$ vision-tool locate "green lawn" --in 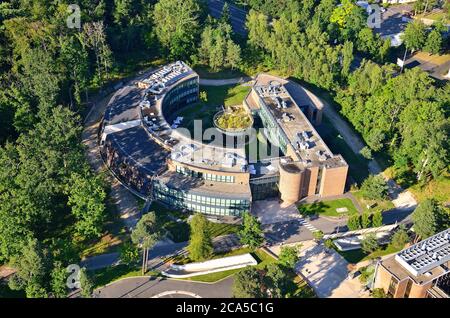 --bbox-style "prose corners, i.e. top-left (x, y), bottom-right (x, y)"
top-left (90, 264), bottom-right (160, 289)
top-left (337, 243), bottom-right (404, 264)
top-left (298, 198), bottom-right (358, 217)
top-left (207, 221), bottom-right (240, 238)
top-left (352, 190), bottom-right (395, 212)
top-left (167, 247), bottom-right (315, 297)
top-left (183, 268), bottom-right (243, 283)
top-left (177, 84), bottom-right (251, 135)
